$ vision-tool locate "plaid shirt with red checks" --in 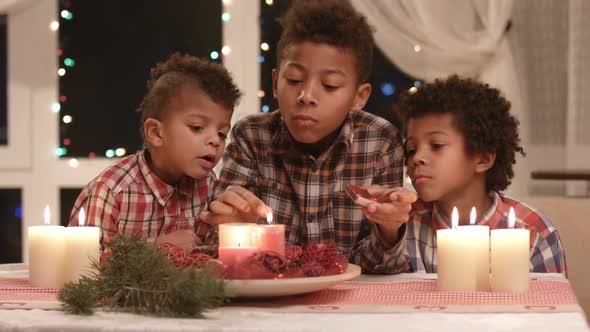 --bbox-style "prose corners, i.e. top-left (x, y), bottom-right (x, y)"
top-left (68, 150), bottom-right (216, 260)
top-left (216, 110), bottom-right (409, 274)
top-left (406, 192), bottom-right (567, 273)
